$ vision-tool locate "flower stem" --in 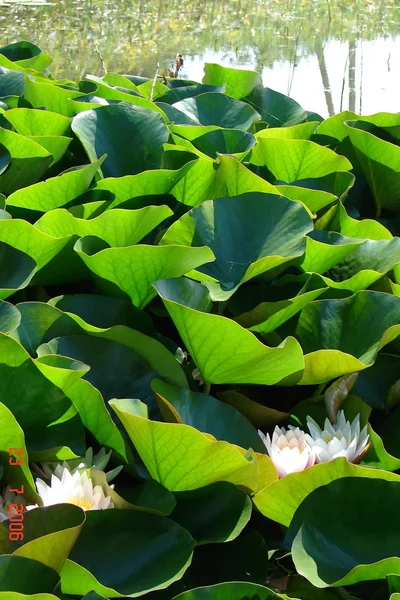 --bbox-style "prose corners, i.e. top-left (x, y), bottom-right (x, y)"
top-left (203, 382), bottom-right (211, 395)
